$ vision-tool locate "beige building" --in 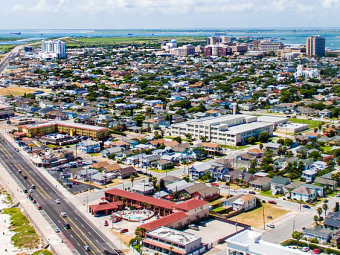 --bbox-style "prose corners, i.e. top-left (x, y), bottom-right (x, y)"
top-left (170, 115), bottom-right (274, 146)
top-left (306, 35), bottom-right (325, 57)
